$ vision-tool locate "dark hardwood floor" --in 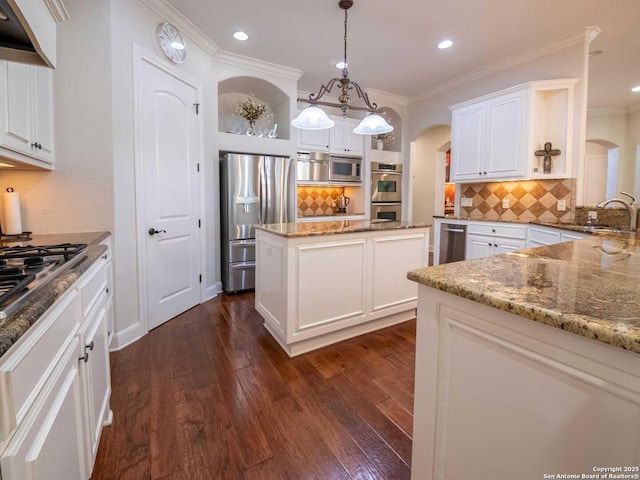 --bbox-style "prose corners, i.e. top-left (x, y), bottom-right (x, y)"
top-left (91, 292), bottom-right (416, 480)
